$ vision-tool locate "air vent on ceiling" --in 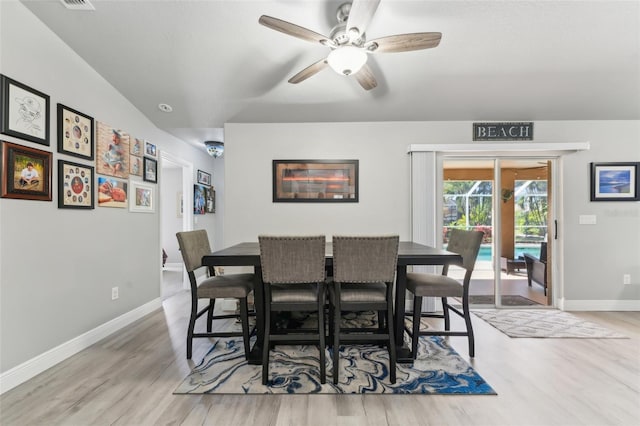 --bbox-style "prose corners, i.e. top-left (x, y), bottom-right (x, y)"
top-left (60, 0), bottom-right (95, 11)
